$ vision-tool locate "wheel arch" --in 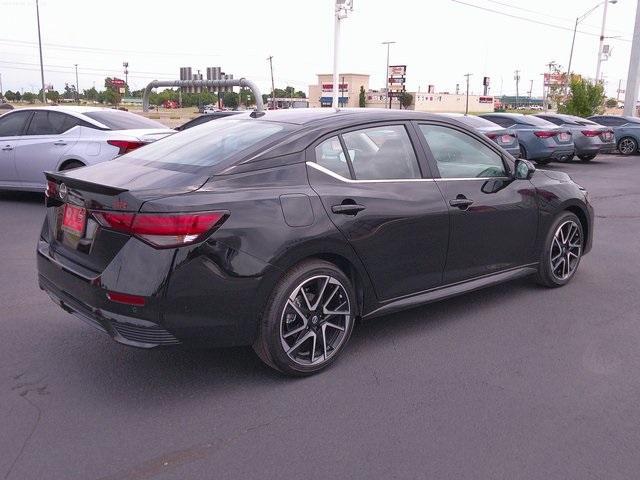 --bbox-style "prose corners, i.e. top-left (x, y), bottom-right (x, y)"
top-left (563, 203), bottom-right (590, 253)
top-left (58, 158), bottom-right (86, 171)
